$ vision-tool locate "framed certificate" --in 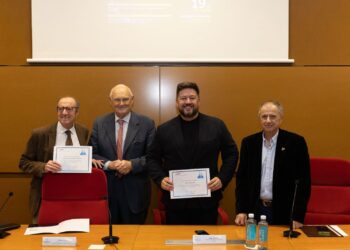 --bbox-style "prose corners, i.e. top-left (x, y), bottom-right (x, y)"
top-left (53, 146), bottom-right (92, 173)
top-left (169, 168), bottom-right (211, 199)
